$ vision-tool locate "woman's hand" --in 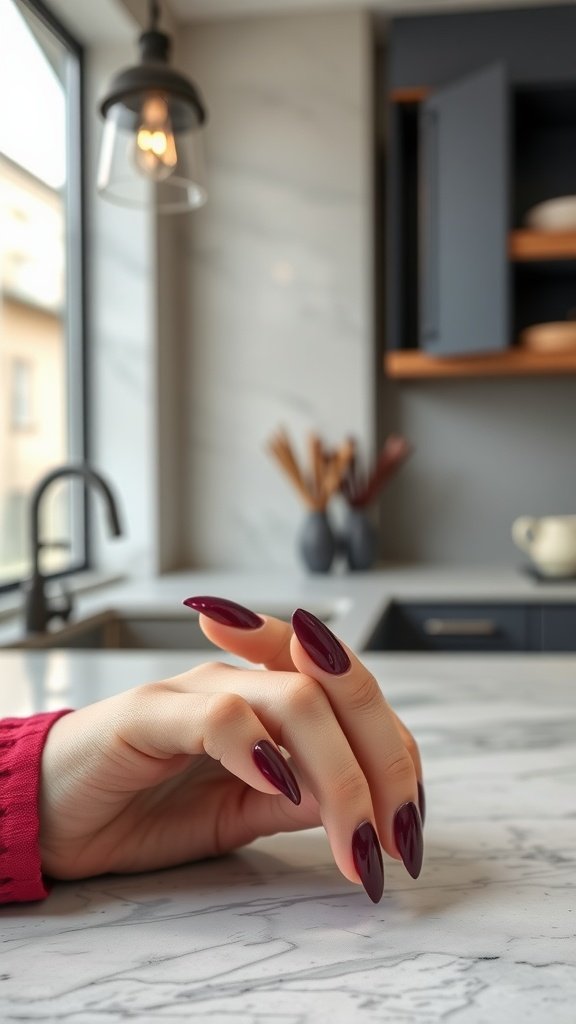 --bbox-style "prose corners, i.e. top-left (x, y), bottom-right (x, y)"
top-left (39, 600), bottom-right (423, 903)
